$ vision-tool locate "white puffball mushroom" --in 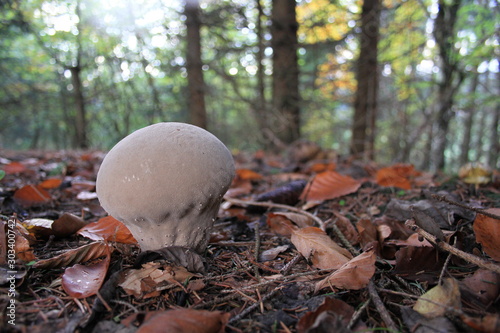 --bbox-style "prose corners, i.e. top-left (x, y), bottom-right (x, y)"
top-left (96, 122), bottom-right (235, 253)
